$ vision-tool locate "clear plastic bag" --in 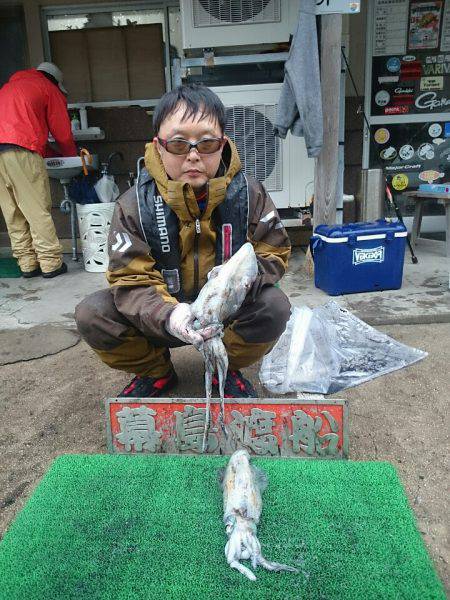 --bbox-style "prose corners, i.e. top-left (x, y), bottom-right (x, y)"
top-left (259, 300), bottom-right (427, 395)
top-left (94, 175), bottom-right (120, 203)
